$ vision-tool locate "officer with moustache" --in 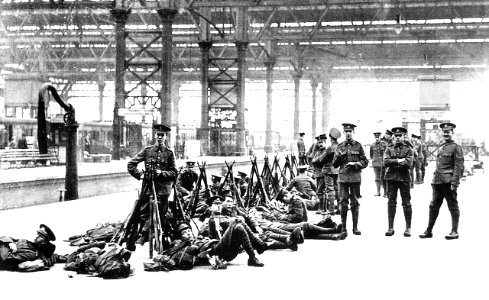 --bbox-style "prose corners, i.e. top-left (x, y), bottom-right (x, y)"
top-left (127, 124), bottom-right (178, 249)
top-left (419, 122), bottom-right (464, 240)
top-left (383, 127), bottom-right (414, 237)
top-left (332, 123), bottom-right (369, 235)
